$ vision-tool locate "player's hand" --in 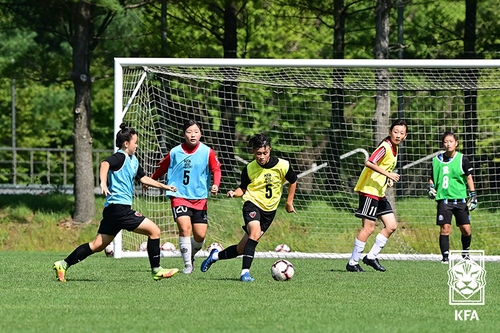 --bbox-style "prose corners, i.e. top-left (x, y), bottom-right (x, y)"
top-left (142, 184), bottom-right (149, 192)
top-left (427, 184), bottom-right (437, 200)
top-left (387, 172), bottom-right (400, 182)
top-left (467, 191), bottom-right (477, 211)
top-left (211, 185), bottom-right (219, 195)
top-left (166, 185), bottom-right (177, 192)
top-left (387, 179), bottom-right (394, 188)
top-left (227, 190), bottom-right (235, 198)
top-left (286, 203), bottom-right (296, 214)
top-left (100, 183), bottom-right (111, 196)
